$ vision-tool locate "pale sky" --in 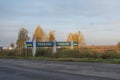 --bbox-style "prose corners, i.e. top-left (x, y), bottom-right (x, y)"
top-left (0, 0), bottom-right (120, 47)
